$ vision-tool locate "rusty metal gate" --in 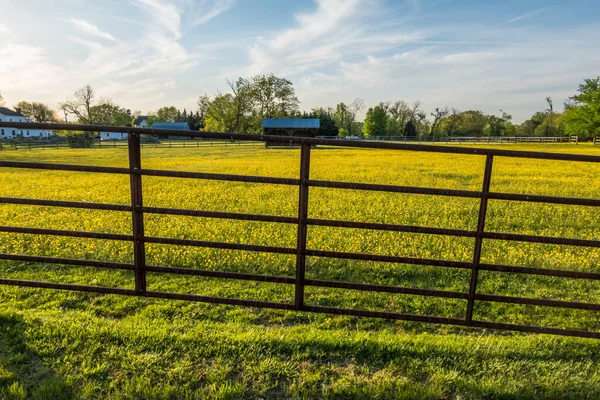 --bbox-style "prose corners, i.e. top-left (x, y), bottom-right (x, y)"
top-left (1, 122), bottom-right (599, 339)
